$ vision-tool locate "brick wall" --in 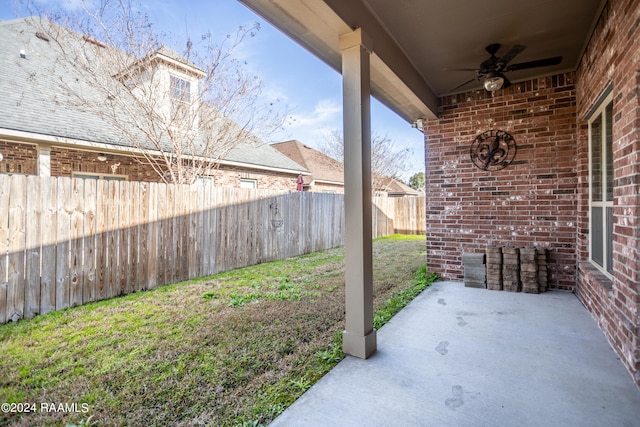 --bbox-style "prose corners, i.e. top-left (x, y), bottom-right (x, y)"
top-left (1, 142), bottom-right (299, 190)
top-left (0, 141), bottom-right (37, 175)
top-left (310, 181), bottom-right (344, 193)
top-left (51, 147), bottom-right (161, 181)
top-left (423, 72), bottom-right (578, 289)
top-left (575, 0), bottom-right (640, 386)
top-left (211, 167), bottom-right (299, 190)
